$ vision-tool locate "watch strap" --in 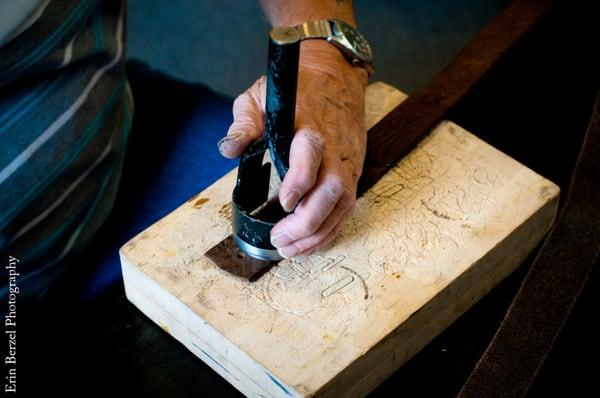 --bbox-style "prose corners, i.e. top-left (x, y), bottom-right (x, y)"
top-left (295, 19), bottom-right (374, 76)
top-left (297, 20), bottom-right (333, 40)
